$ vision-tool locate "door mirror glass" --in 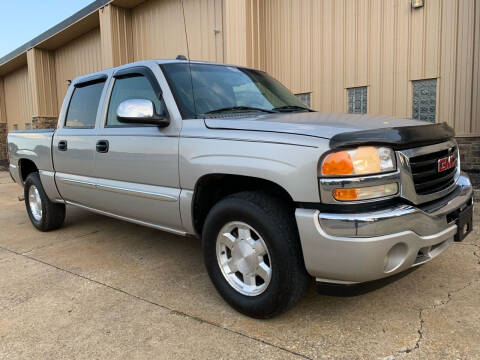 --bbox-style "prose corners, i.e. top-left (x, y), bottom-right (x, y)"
top-left (116, 99), bottom-right (169, 126)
